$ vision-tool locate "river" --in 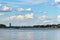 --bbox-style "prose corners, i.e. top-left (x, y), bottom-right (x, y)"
top-left (0, 28), bottom-right (60, 40)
